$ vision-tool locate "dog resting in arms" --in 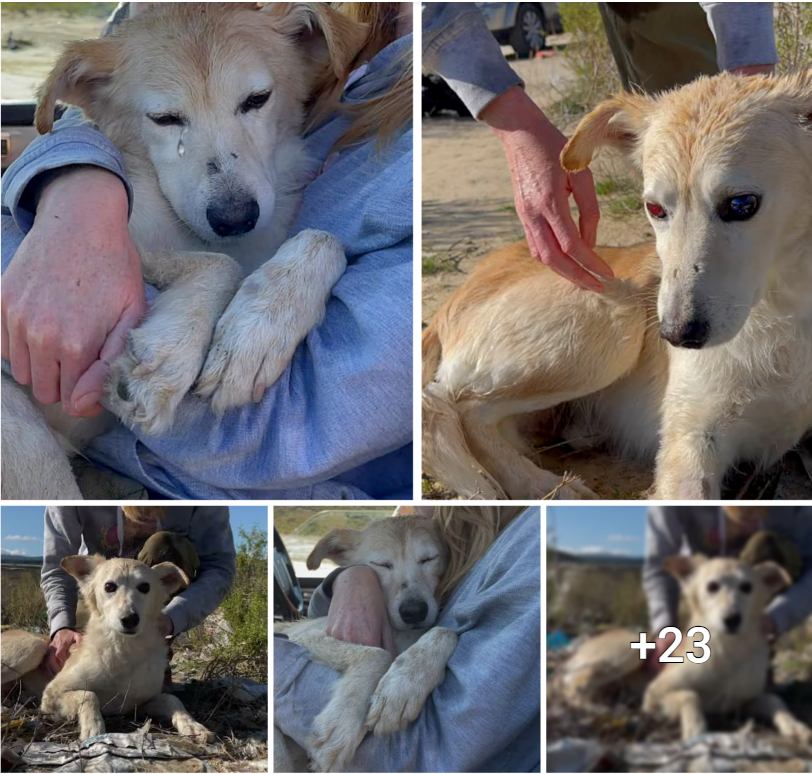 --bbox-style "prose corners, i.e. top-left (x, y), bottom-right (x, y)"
top-left (274, 516), bottom-right (458, 772)
top-left (561, 554), bottom-right (812, 746)
top-left (423, 71), bottom-right (812, 500)
top-left (0, 556), bottom-right (211, 743)
top-left (1, 2), bottom-right (368, 499)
